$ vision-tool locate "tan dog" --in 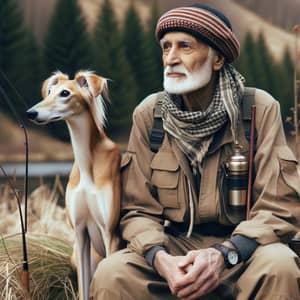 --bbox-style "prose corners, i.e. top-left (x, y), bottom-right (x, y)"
top-left (27, 71), bottom-right (120, 300)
